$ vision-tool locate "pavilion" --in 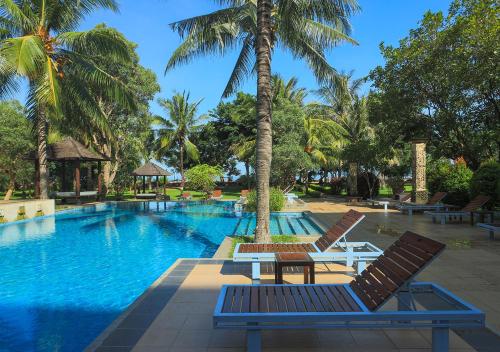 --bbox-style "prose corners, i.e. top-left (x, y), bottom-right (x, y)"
top-left (33, 137), bottom-right (110, 203)
top-left (132, 162), bottom-right (171, 198)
